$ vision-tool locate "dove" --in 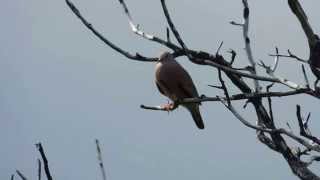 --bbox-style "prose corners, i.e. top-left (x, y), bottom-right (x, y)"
top-left (155, 51), bottom-right (204, 129)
